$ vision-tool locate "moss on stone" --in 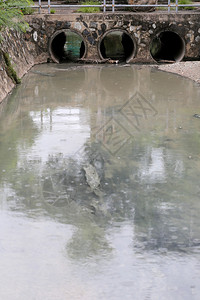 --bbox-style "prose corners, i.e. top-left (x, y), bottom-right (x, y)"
top-left (3, 52), bottom-right (21, 84)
